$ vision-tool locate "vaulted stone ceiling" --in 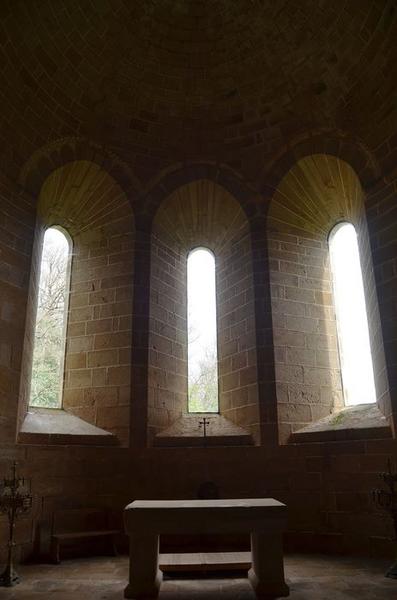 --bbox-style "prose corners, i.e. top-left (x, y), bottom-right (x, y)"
top-left (1, 1), bottom-right (396, 185)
